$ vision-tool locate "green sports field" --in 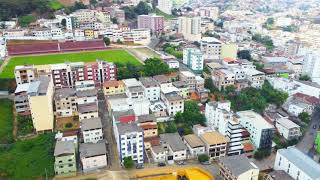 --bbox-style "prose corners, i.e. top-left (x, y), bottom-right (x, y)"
top-left (0, 50), bottom-right (141, 79)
